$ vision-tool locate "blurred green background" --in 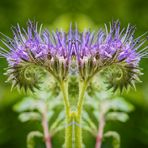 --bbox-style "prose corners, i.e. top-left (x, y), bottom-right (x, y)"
top-left (0, 0), bottom-right (148, 148)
